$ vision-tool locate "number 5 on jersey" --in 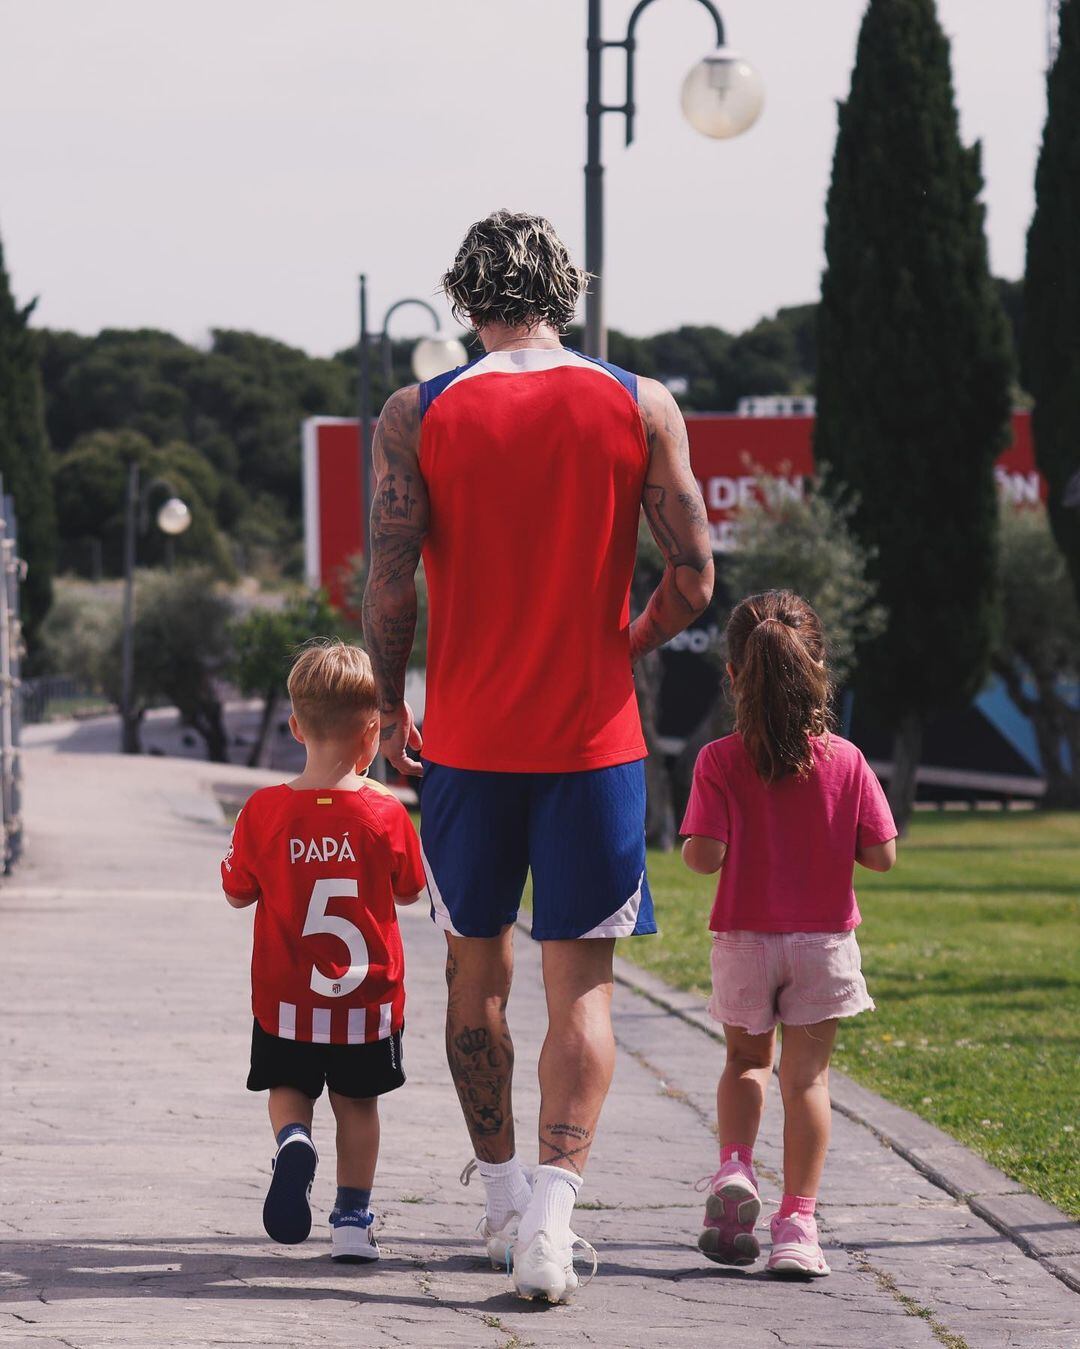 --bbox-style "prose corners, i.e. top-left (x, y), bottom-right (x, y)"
top-left (302, 879), bottom-right (369, 998)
